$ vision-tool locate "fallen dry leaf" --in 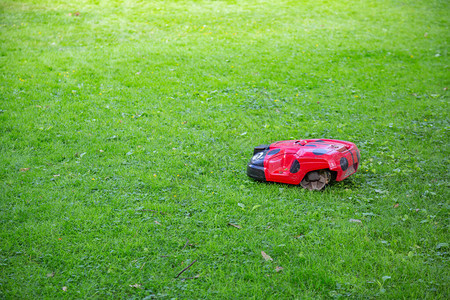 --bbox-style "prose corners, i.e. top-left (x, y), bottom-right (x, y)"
top-left (261, 251), bottom-right (273, 261)
top-left (154, 221), bottom-right (162, 225)
top-left (393, 203), bottom-right (399, 208)
top-left (227, 223), bottom-right (242, 229)
top-left (19, 168), bottom-right (30, 172)
top-left (275, 266), bottom-right (284, 272)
